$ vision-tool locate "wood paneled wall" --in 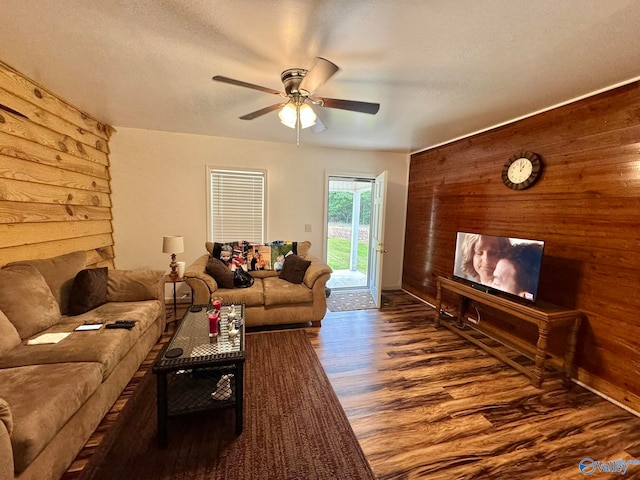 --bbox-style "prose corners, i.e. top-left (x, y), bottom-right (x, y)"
top-left (403, 81), bottom-right (640, 412)
top-left (0, 61), bottom-right (115, 268)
